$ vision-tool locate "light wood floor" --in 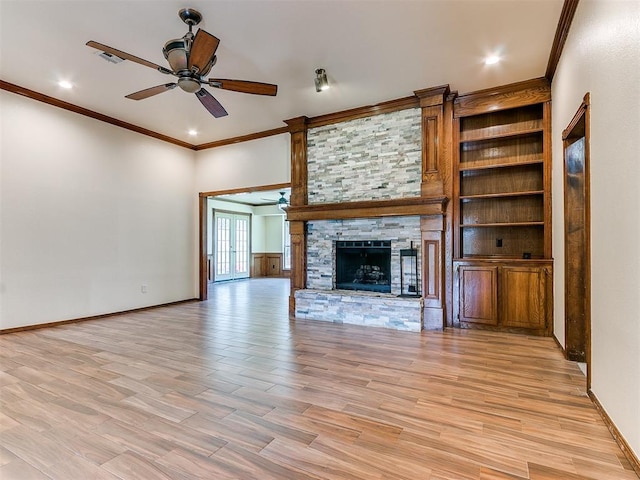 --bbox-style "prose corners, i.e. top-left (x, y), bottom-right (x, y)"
top-left (0, 278), bottom-right (636, 480)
